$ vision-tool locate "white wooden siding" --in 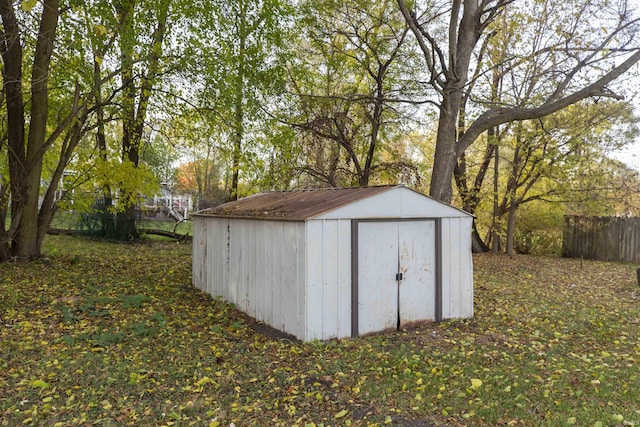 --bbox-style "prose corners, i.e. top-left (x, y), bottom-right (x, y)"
top-left (284, 222), bottom-right (306, 339)
top-left (205, 218), bottom-right (230, 300)
top-left (305, 219), bottom-right (352, 340)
